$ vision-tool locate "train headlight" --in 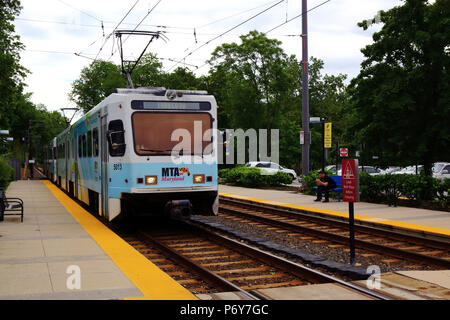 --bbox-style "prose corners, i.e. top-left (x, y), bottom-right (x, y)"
top-left (193, 174), bottom-right (205, 184)
top-left (145, 175), bottom-right (158, 185)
